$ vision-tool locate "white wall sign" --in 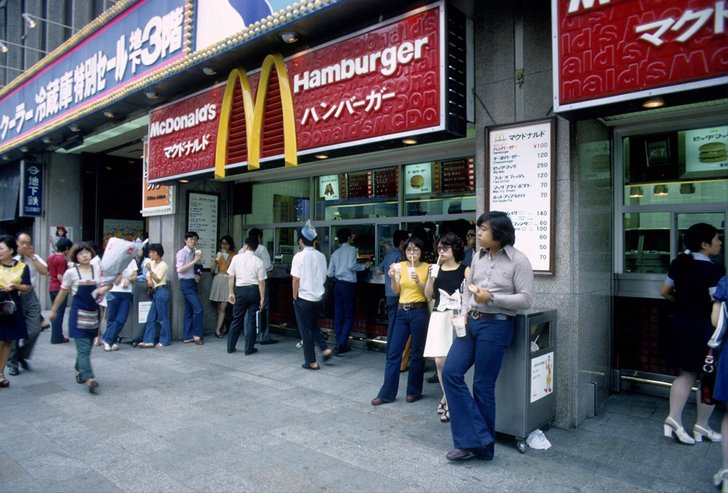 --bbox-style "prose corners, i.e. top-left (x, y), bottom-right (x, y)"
top-left (530, 351), bottom-right (554, 403)
top-left (187, 192), bottom-right (219, 269)
top-left (486, 119), bottom-right (555, 274)
top-left (137, 301), bottom-right (152, 324)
